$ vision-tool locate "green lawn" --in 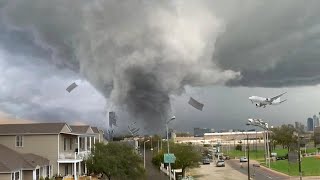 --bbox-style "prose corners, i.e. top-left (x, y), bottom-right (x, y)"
top-left (271, 157), bottom-right (320, 176)
top-left (223, 147), bottom-right (320, 176)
